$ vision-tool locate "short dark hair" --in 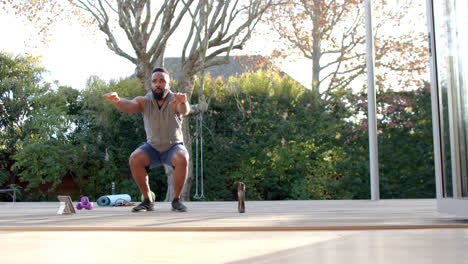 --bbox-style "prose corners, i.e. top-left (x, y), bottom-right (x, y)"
top-left (152, 67), bottom-right (169, 75)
